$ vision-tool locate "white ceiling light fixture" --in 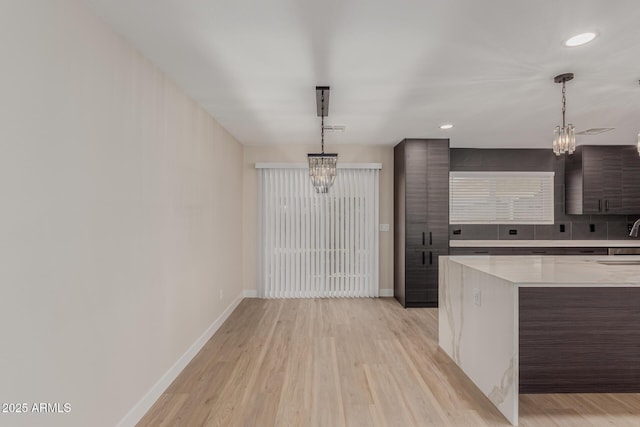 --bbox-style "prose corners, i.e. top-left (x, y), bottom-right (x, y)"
top-left (575, 128), bottom-right (614, 135)
top-left (308, 86), bottom-right (338, 194)
top-left (552, 73), bottom-right (576, 156)
top-left (440, 124), bottom-right (454, 130)
top-left (323, 125), bottom-right (346, 132)
top-left (565, 32), bottom-right (597, 47)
